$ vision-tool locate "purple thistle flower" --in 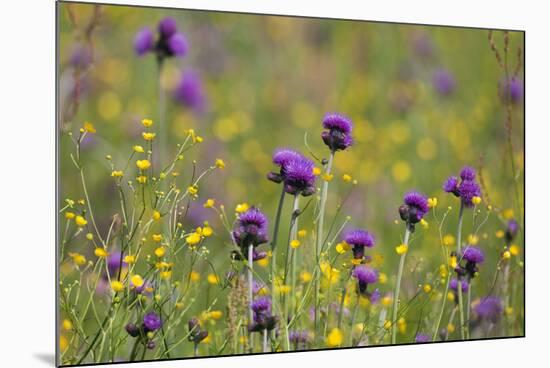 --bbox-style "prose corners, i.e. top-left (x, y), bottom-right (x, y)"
top-left (232, 207), bottom-right (269, 250)
top-left (399, 191), bottom-right (429, 226)
top-left (158, 17), bottom-right (178, 38)
top-left (167, 33), bottom-right (188, 56)
top-left (272, 148), bottom-right (303, 168)
top-left (321, 113), bottom-right (353, 152)
top-left (449, 278), bottom-right (469, 293)
top-left (283, 156), bottom-right (317, 196)
top-left (289, 330), bottom-right (309, 345)
top-left (352, 265), bottom-right (378, 295)
top-left (460, 166), bottom-right (476, 181)
top-left (474, 296), bottom-right (503, 323)
top-left (322, 113), bottom-right (353, 134)
top-left (251, 296), bottom-right (271, 313)
top-left (134, 27), bottom-right (154, 56)
top-left (458, 180), bottom-right (481, 208)
top-left (107, 251), bottom-right (127, 274)
top-left (69, 43), bottom-right (93, 68)
top-left (432, 68), bottom-right (456, 96)
top-left (249, 297), bottom-right (278, 332)
top-left (506, 219), bottom-right (519, 243)
top-left (499, 77), bottom-right (523, 104)
top-left (143, 312), bottom-right (162, 332)
top-left (344, 229), bottom-right (375, 259)
top-left (174, 70), bottom-right (206, 112)
top-left (415, 333), bottom-right (431, 343)
top-left (443, 176), bottom-right (460, 196)
top-left (125, 323), bottom-right (140, 338)
top-left (370, 288), bottom-right (381, 304)
top-left (463, 246), bottom-right (485, 264)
